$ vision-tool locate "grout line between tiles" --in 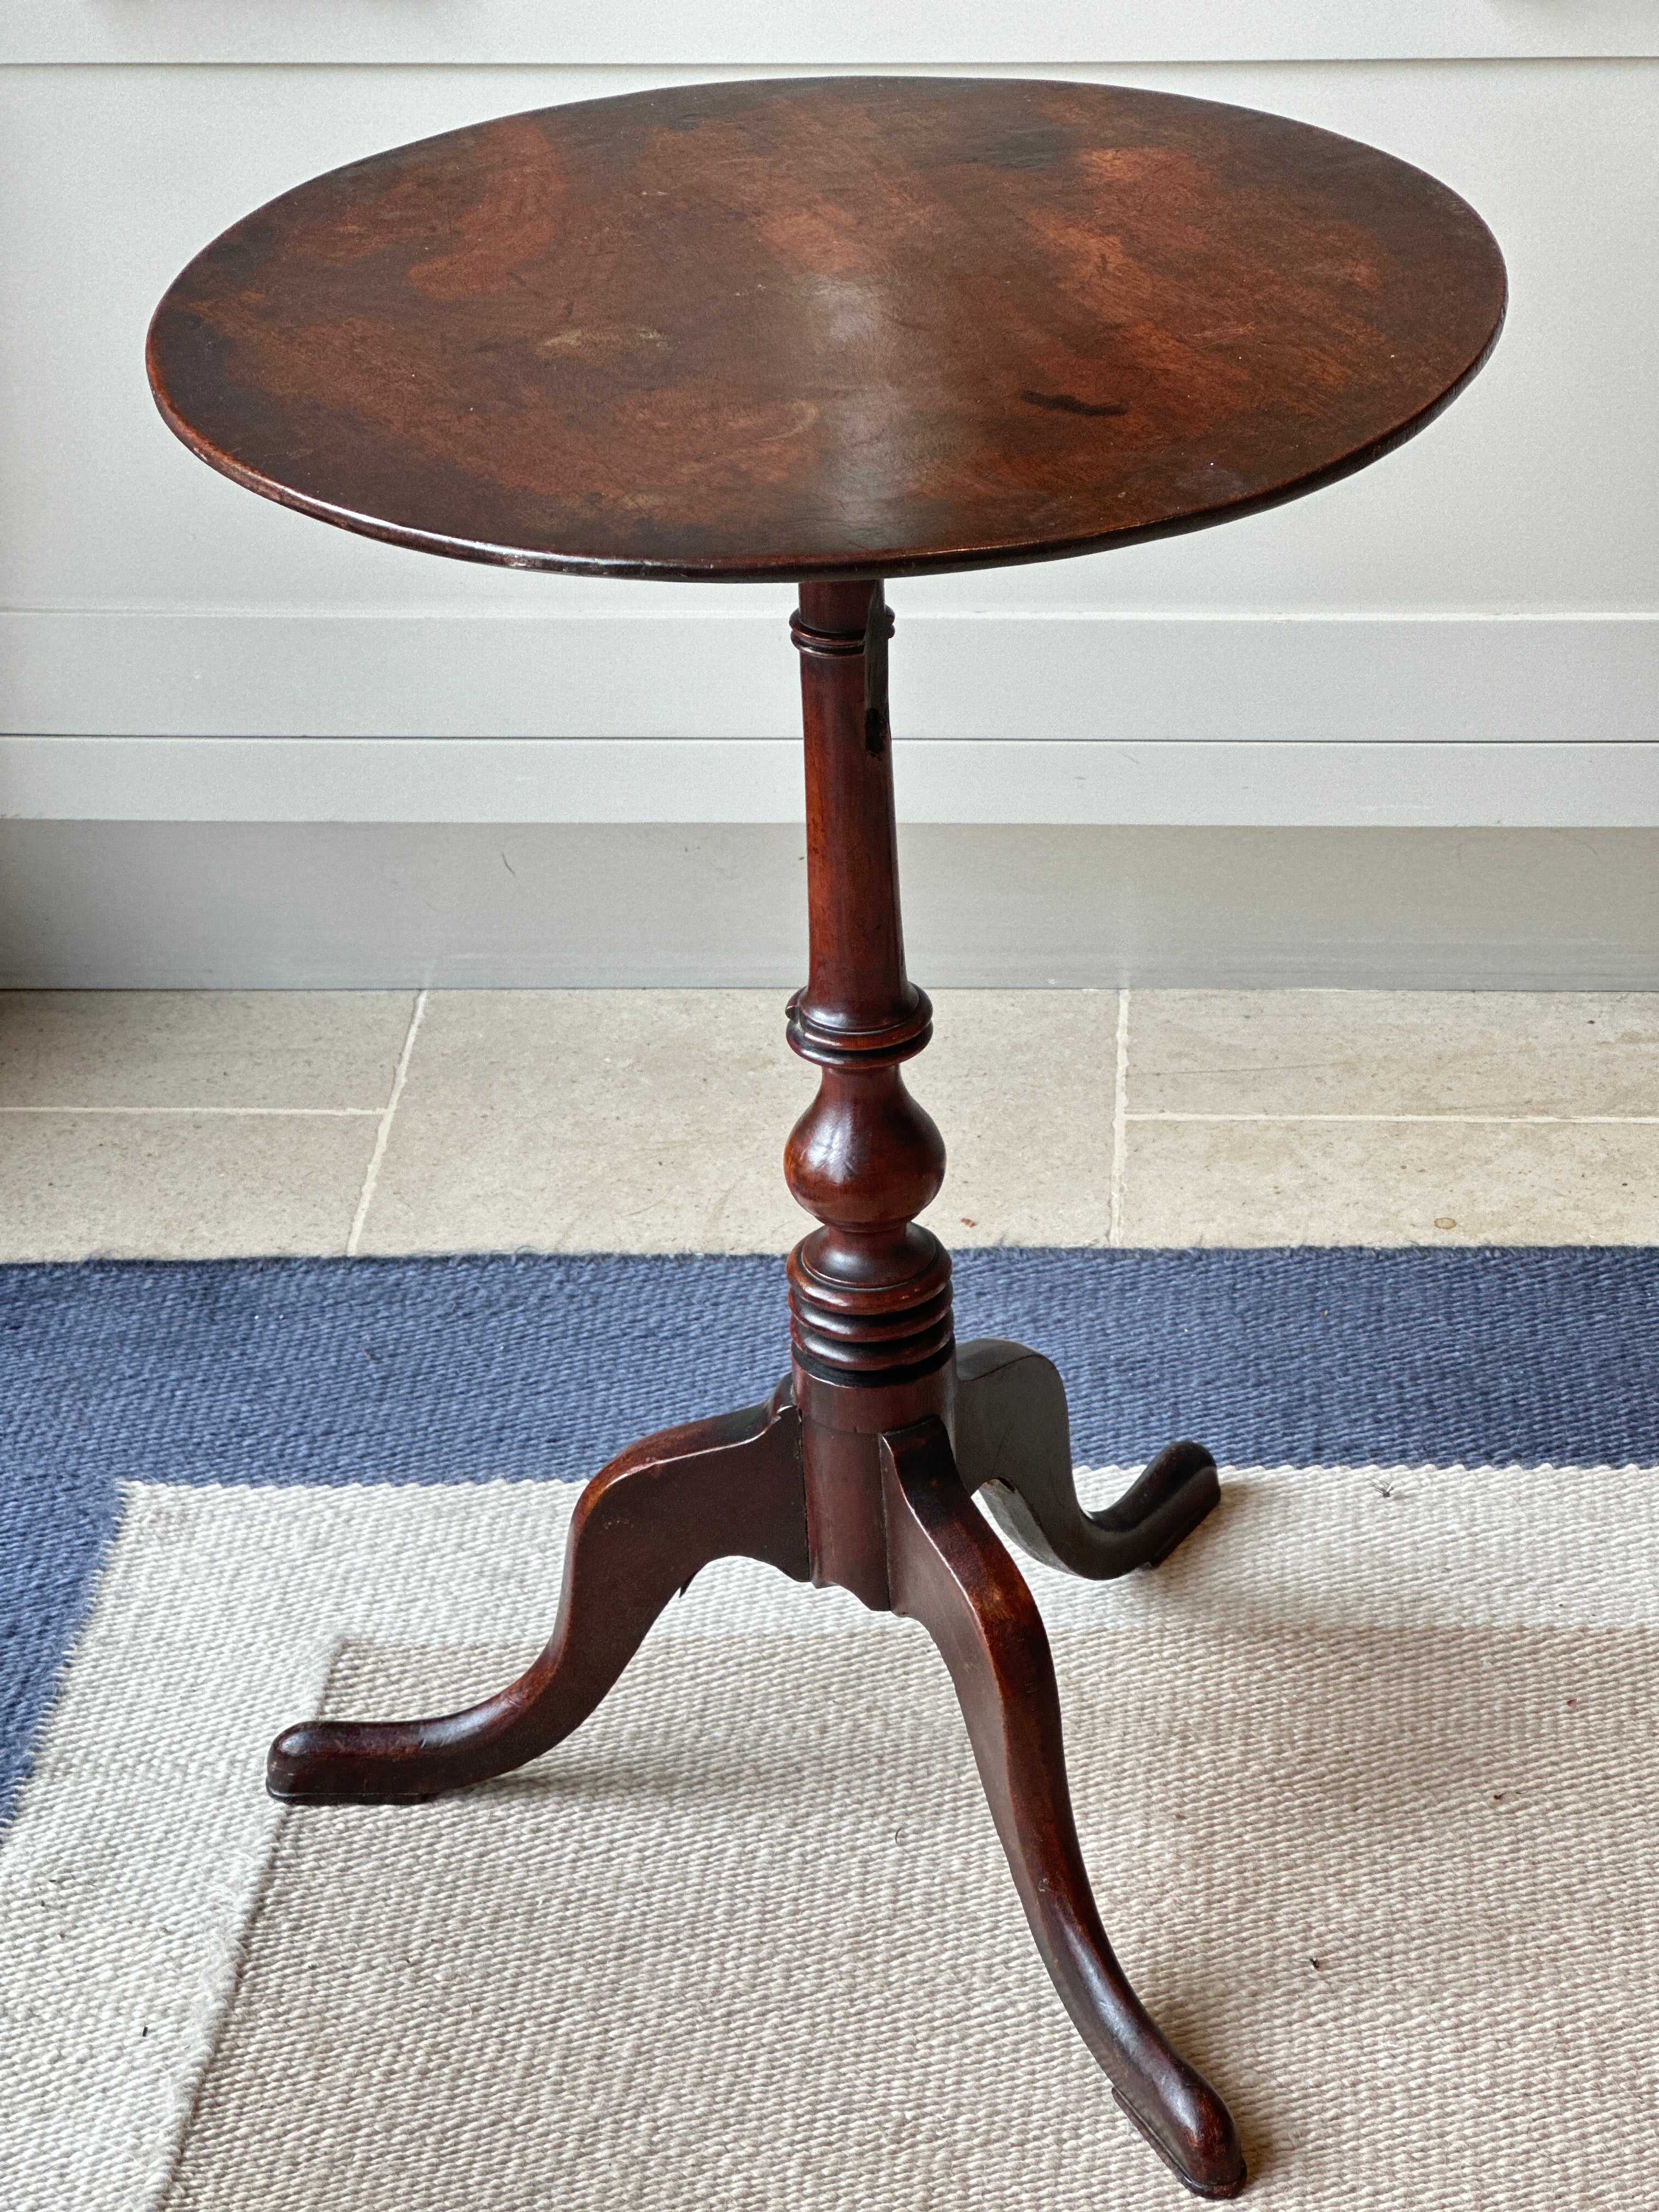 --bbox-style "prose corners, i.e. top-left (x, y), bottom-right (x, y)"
top-left (1108, 988), bottom-right (1129, 1248)
top-left (346, 988), bottom-right (428, 1257)
top-left (0, 1105), bottom-right (382, 1117)
top-left (1125, 1113), bottom-right (1659, 1125)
